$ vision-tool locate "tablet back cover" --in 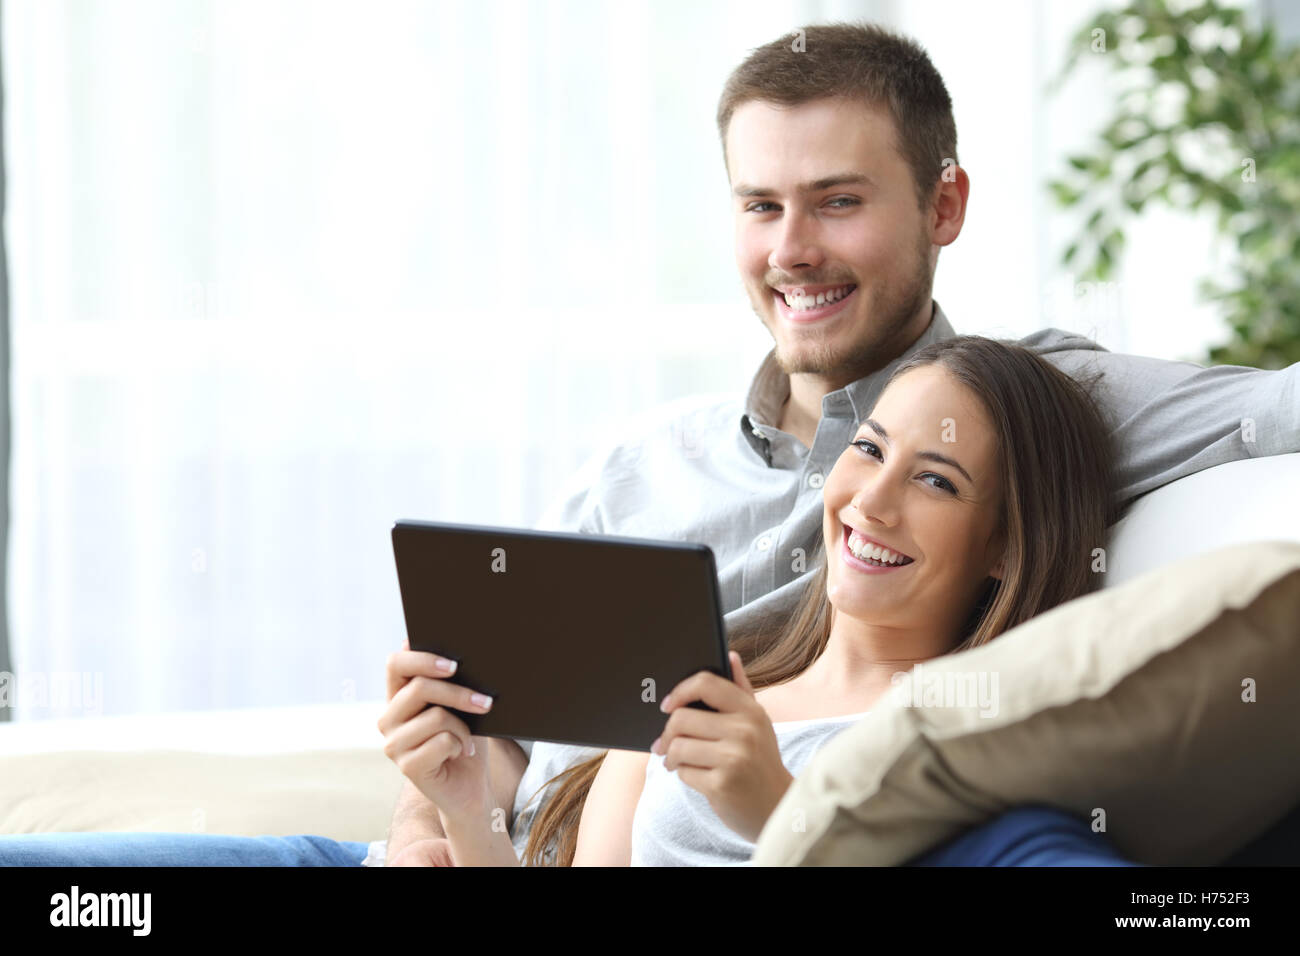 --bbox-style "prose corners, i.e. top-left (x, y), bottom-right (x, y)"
top-left (391, 520), bottom-right (730, 752)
